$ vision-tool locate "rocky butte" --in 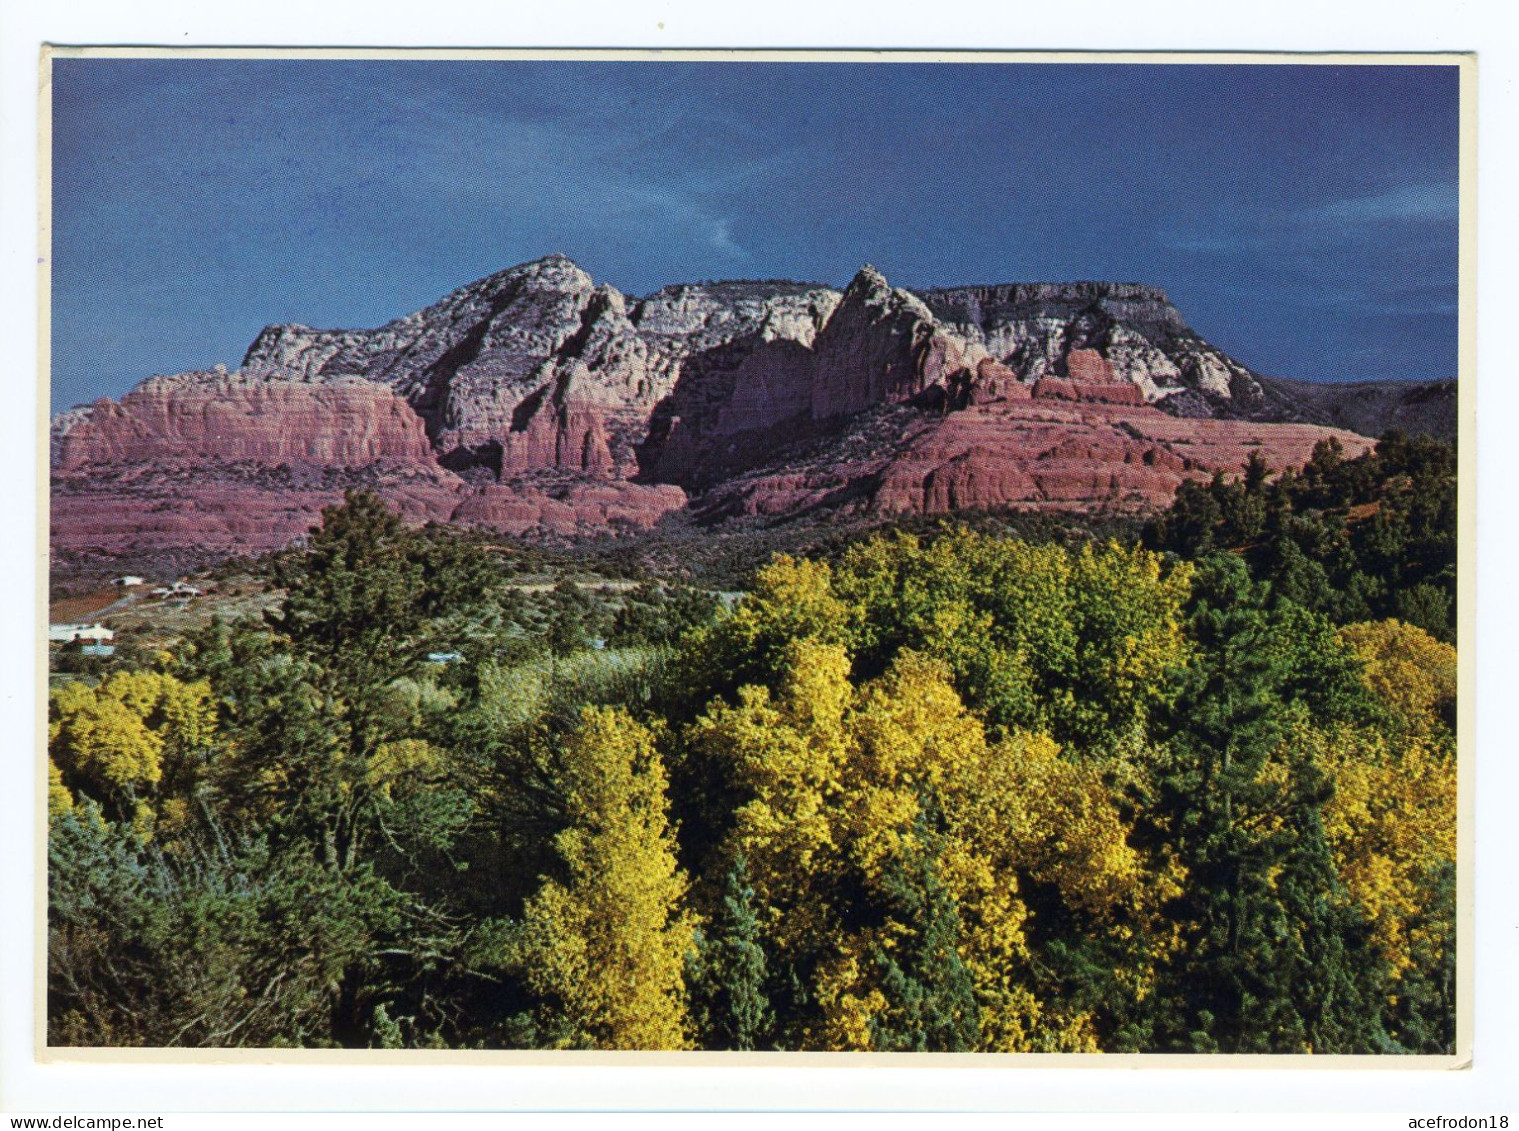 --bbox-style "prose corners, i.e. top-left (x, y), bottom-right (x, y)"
top-left (53, 254), bottom-right (1413, 561)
